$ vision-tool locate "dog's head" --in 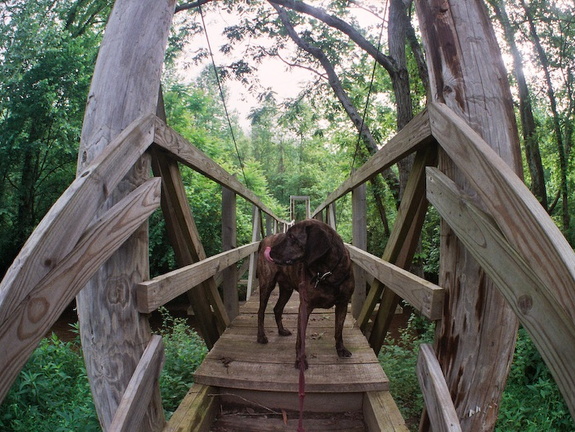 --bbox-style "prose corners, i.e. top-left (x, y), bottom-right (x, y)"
top-left (266, 219), bottom-right (331, 266)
